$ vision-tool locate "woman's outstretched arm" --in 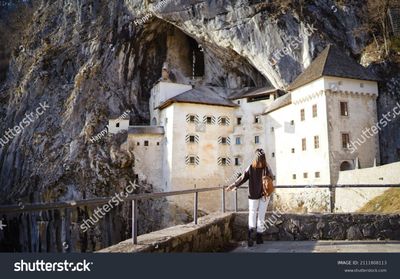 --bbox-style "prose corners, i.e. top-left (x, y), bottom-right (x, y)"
top-left (226, 165), bottom-right (250, 191)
